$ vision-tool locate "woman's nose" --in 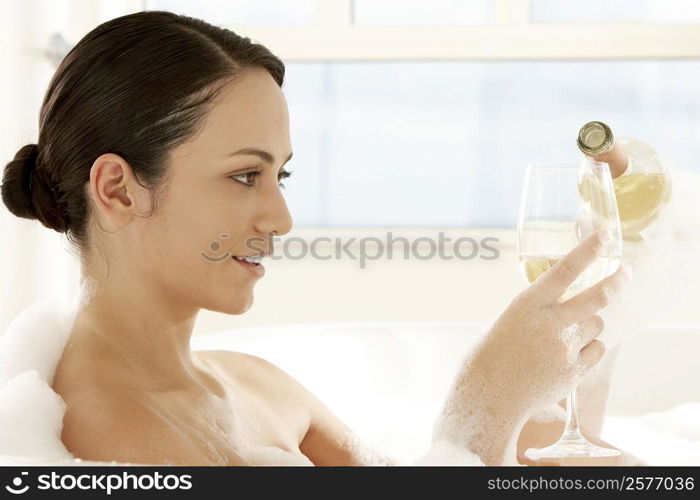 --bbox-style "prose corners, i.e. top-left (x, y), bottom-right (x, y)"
top-left (253, 186), bottom-right (293, 237)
